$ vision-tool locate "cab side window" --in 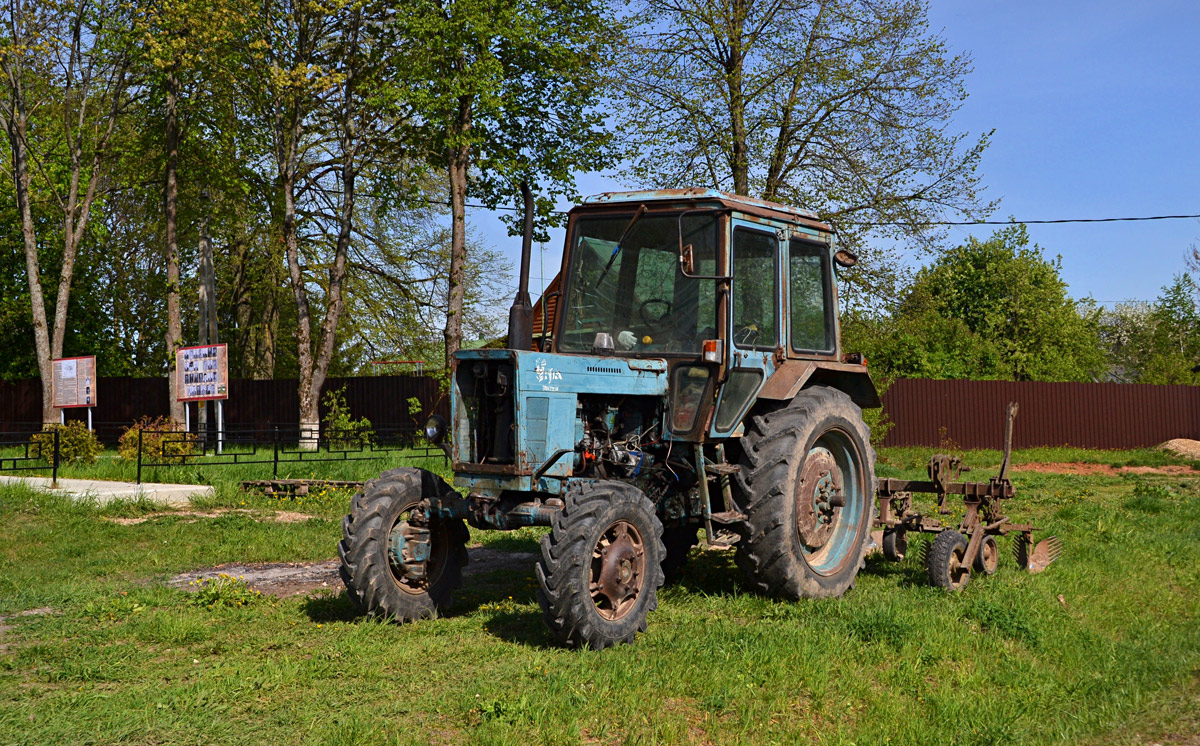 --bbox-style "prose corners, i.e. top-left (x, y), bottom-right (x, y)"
top-left (789, 240), bottom-right (833, 352)
top-left (732, 228), bottom-right (778, 348)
